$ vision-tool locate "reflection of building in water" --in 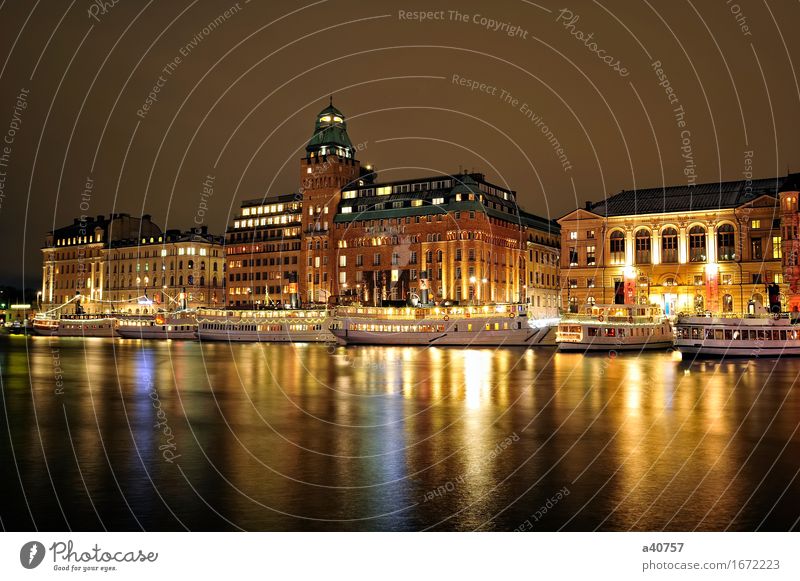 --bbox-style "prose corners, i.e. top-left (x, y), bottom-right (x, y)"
top-left (558, 174), bottom-right (800, 315)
